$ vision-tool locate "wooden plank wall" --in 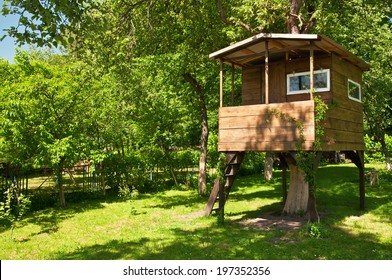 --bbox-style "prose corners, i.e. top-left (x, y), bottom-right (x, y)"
top-left (242, 67), bottom-right (262, 105)
top-left (241, 55), bottom-right (333, 106)
top-left (218, 101), bottom-right (315, 152)
top-left (286, 55), bottom-right (332, 103)
top-left (232, 53), bottom-right (365, 152)
top-left (322, 54), bottom-right (365, 151)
